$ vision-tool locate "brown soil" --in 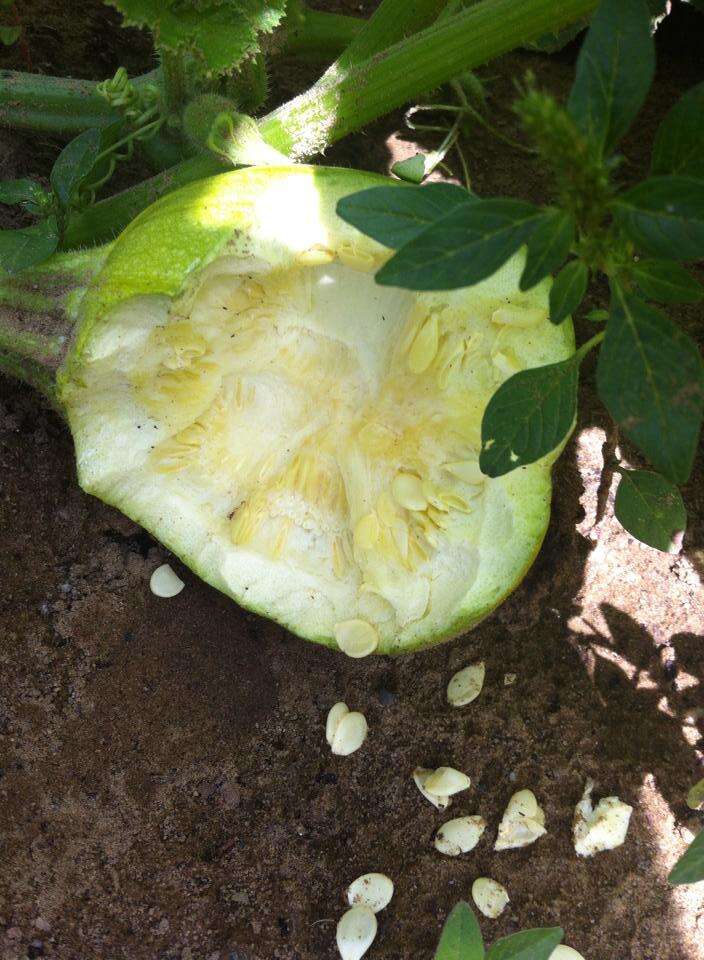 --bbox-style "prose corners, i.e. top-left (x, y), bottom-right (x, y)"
top-left (1, 4), bottom-right (703, 960)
